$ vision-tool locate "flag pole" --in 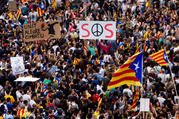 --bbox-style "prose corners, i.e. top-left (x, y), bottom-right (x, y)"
top-left (169, 64), bottom-right (178, 96)
top-left (140, 47), bottom-right (145, 119)
top-left (140, 44), bottom-right (144, 98)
